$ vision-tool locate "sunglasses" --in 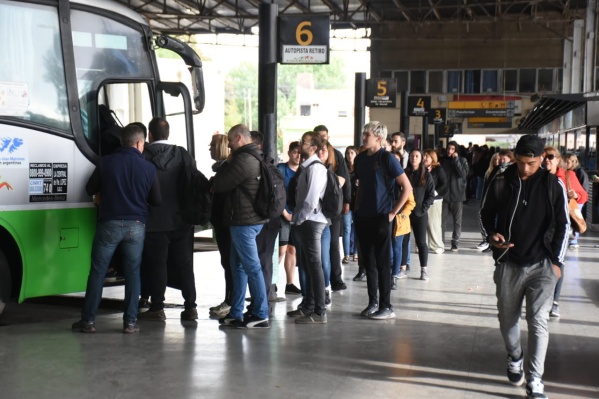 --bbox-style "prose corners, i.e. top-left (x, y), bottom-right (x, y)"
top-left (545, 154), bottom-right (557, 160)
